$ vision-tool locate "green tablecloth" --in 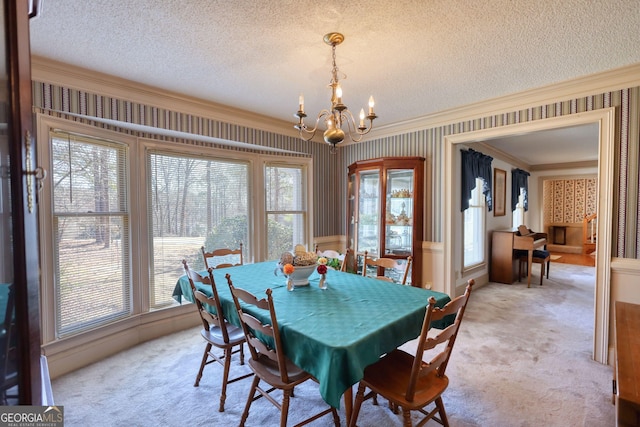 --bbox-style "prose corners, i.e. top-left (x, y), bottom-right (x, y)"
top-left (0, 284), bottom-right (9, 320)
top-left (173, 262), bottom-right (452, 408)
